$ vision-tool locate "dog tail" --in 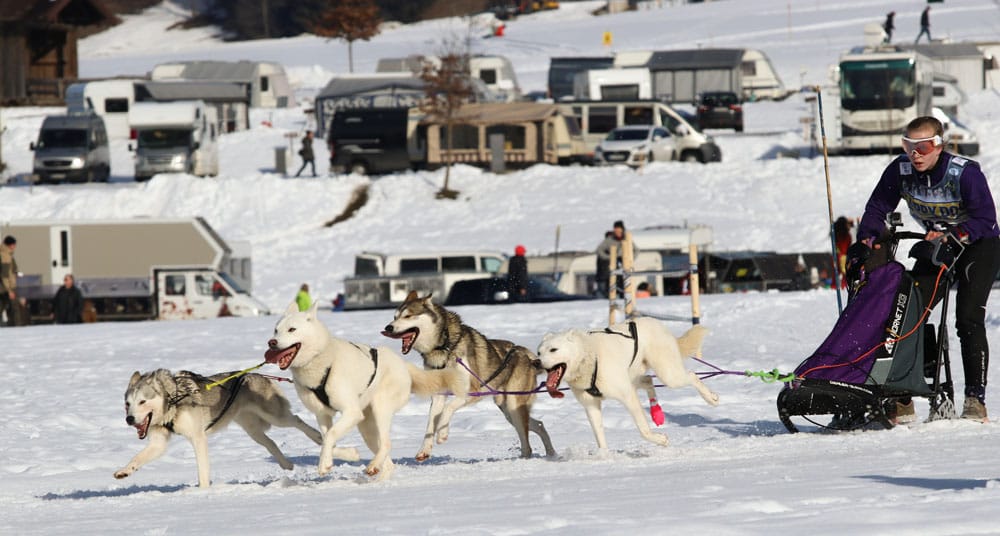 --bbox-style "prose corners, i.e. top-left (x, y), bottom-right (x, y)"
top-left (406, 362), bottom-right (458, 397)
top-left (677, 324), bottom-right (709, 358)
